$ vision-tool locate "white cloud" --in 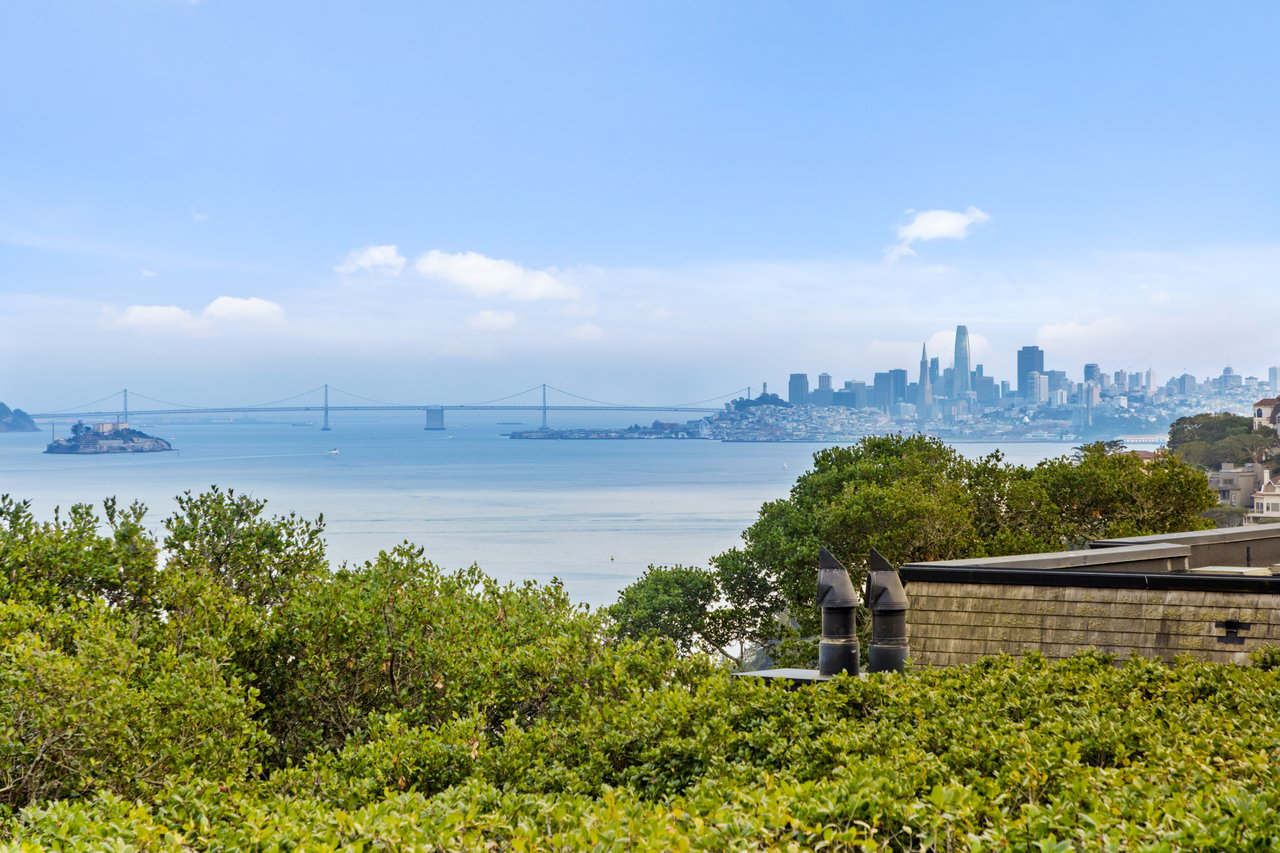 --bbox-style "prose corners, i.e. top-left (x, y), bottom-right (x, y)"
top-left (112, 304), bottom-right (201, 333)
top-left (335, 244), bottom-right (406, 276)
top-left (191, 211), bottom-right (210, 222)
top-left (886, 206), bottom-right (990, 262)
top-left (467, 310), bottom-right (517, 331)
top-left (105, 296), bottom-right (285, 335)
top-left (203, 295), bottom-right (285, 324)
top-left (567, 322), bottom-right (604, 341)
top-left (414, 250), bottom-right (578, 301)
top-left (140, 268), bottom-right (157, 278)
